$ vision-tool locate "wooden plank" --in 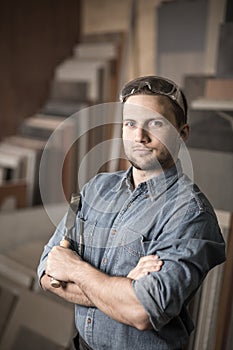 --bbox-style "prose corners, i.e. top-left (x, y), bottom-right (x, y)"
top-left (0, 278), bottom-right (74, 350)
top-left (0, 181), bottom-right (27, 209)
top-left (214, 213), bottom-right (233, 350)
